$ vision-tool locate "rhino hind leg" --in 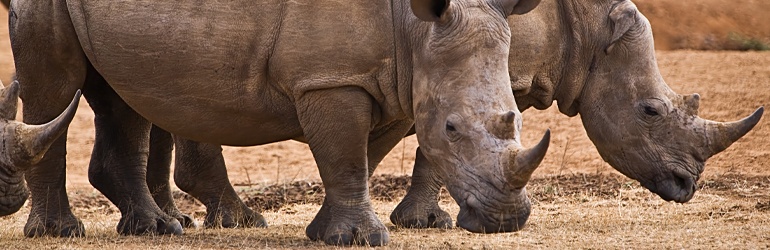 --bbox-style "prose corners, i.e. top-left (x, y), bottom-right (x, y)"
top-left (82, 71), bottom-right (182, 236)
top-left (173, 138), bottom-right (266, 228)
top-left (299, 87), bottom-right (389, 246)
top-left (146, 125), bottom-right (196, 228)
top-left (390, 147), bottom-right (452, 229)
